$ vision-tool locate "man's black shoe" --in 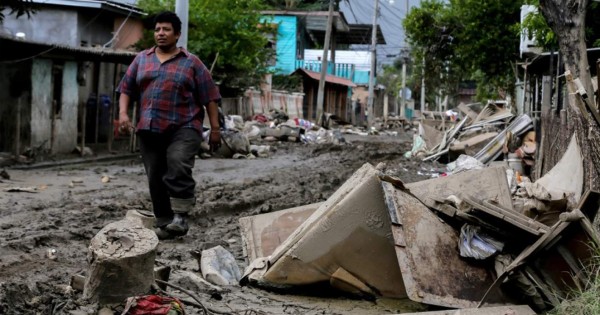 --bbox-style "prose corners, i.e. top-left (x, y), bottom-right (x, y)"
top-left (165, 214), bottom-right (189, 236)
